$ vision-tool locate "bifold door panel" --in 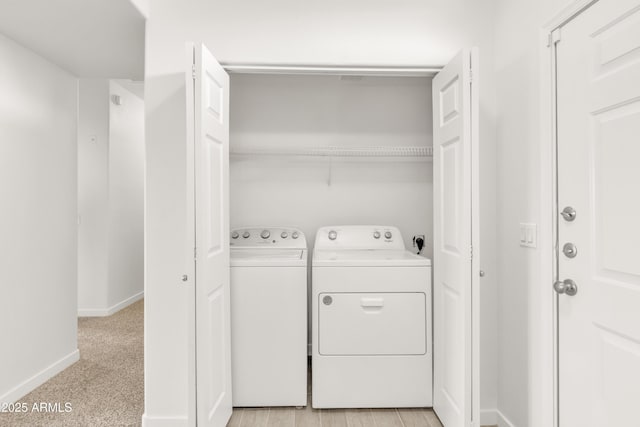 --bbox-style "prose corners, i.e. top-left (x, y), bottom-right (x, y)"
top-left (318, 292), bottom-right (426, 355)
top-left (192, 43), bottom-right (232, 427)
top-left (432, 47), bottom-right (478, 427)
